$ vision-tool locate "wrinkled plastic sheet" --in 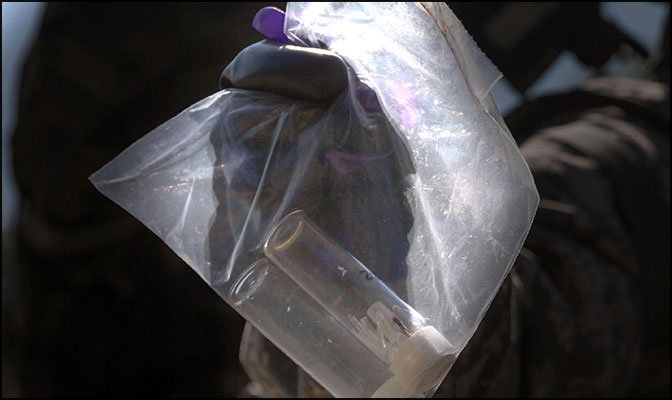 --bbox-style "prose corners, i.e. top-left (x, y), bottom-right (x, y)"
top-left (90, 2), bottom-right (538, 397)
